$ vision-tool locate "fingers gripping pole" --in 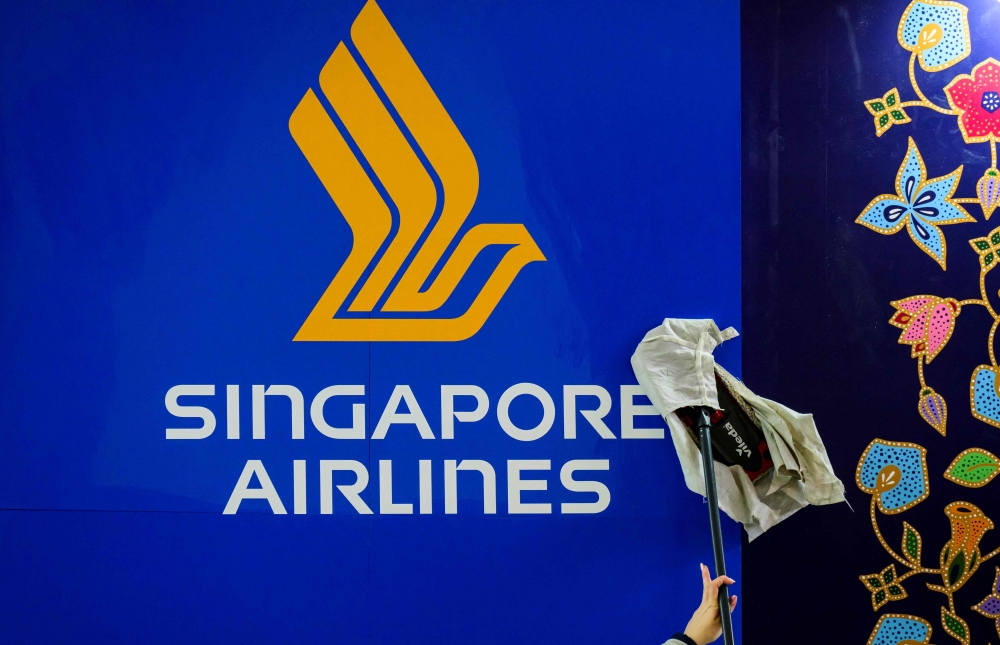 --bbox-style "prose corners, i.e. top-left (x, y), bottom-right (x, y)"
top-left (695, 407), bottom-right (735, 645)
